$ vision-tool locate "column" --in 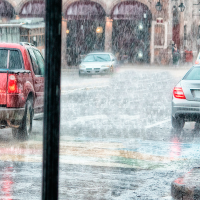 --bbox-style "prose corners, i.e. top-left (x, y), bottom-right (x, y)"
top-left (192, 9), bottom-right (199, 58)
top-left (179, 9), bottom-right (185, 62)
top-left (7, 27), bottom-right (12, 43)
top-left (105, 17), bottom-right (113, 52)
top-left (187, 0), bottom-right (193, 50)
top-left (167, 0), bottom-right (173, 64)
top-left (150, 21), bottom-right (155, 64)
top-left (61, 17), bottom-right (67, 68)
top-left (1, 27), bottom-right (6, 42)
